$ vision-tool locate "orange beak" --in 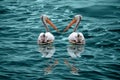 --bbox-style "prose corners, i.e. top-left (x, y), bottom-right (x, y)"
top-left (46, 18), bottom-right (59, 32)
top-left (63, 18), bottom-right (77, 32)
